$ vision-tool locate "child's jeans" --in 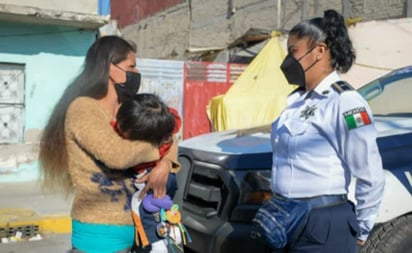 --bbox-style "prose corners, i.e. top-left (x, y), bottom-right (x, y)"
top-left (133, 173), bottom-right (178, 253)
top-left (129, 240), bottom-right (168, 253)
